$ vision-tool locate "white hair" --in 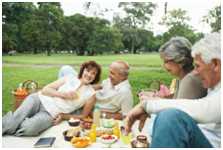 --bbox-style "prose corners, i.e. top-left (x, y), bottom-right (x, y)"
top-left (191, 32), bottom-right (221, 64)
